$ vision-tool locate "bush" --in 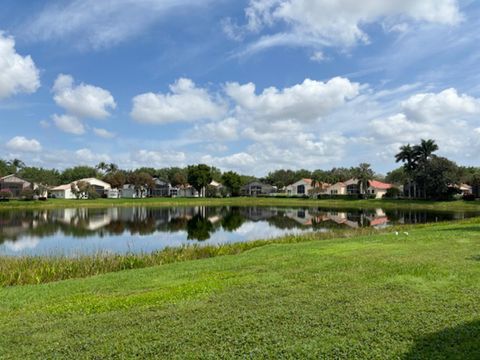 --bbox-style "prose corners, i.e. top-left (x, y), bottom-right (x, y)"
top-left (316, 194), bottom-right (362, 200)
top-left (0, 189), bottom-right (12, 200)
top-left (20, 189), bottom-right (35, 201)
top-left (463, 194), bottom-right (476, 201)
top-left (384, 187), bottom-right (401, 199)
top-left (88, 189), bottom-right (101, 200)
